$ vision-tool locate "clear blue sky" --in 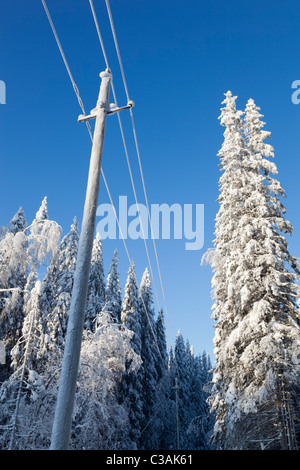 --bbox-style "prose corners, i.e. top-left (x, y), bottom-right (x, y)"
top-left (1, 0), bottom-right (300, 359)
